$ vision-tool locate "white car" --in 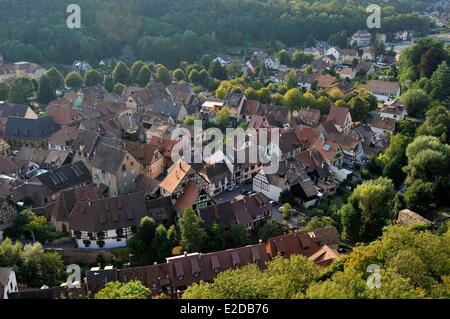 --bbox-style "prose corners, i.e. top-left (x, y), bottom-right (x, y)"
top-left (226, 184), bottom-right (240, 192)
